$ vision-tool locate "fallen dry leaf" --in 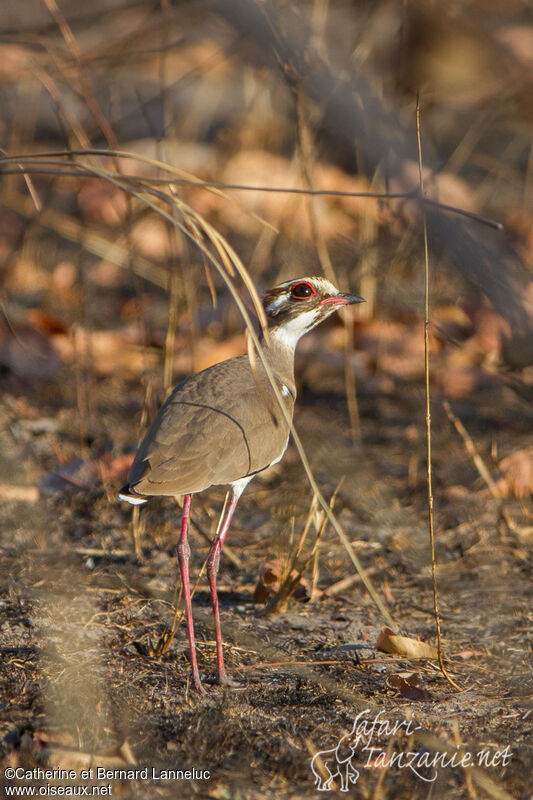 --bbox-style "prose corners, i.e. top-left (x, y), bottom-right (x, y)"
top-left (355, 320), bottom-right (426, 381)
top-left (38, 452), bottom-right (134, 497)
top-left (436, 364), bottom-right (479, 398)
top-left (387, 672), bottom-right (431, 701)
top-left (193, 334), bottom-right (246, 371)
top-left (376, 627), bottom-right (439, 659)
top-left (78, 179), bottom-right (129, 226)
top-left (52, 325), bottom-right (158, 375)
top-left (0, 327), bottom-right (63, 380)
top-left (96, 453), bottom-right (135, 483)
top-left (213, 149), bottom-right (356, 240)
top-left (30, 730), bottom-right (135, 771)
top-left (450, 650), bottom-right (485, 660)
top-left (498, 24), bottom-right (533, 66)
top-left (130, 216), bottom-right (173, 260)
top-left (38, 458), bottom-right (99, 496)
top-left (493, 449), bottom-right (533, 498)
top-left (253, 559), bottom-right (309, 604)
top-left (26, 308), bottom-right (68, 336)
